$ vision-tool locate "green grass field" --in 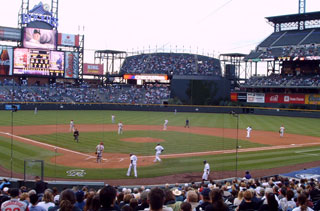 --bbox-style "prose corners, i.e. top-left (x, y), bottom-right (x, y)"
top-left (1, 109), bottom-right (320, 180)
